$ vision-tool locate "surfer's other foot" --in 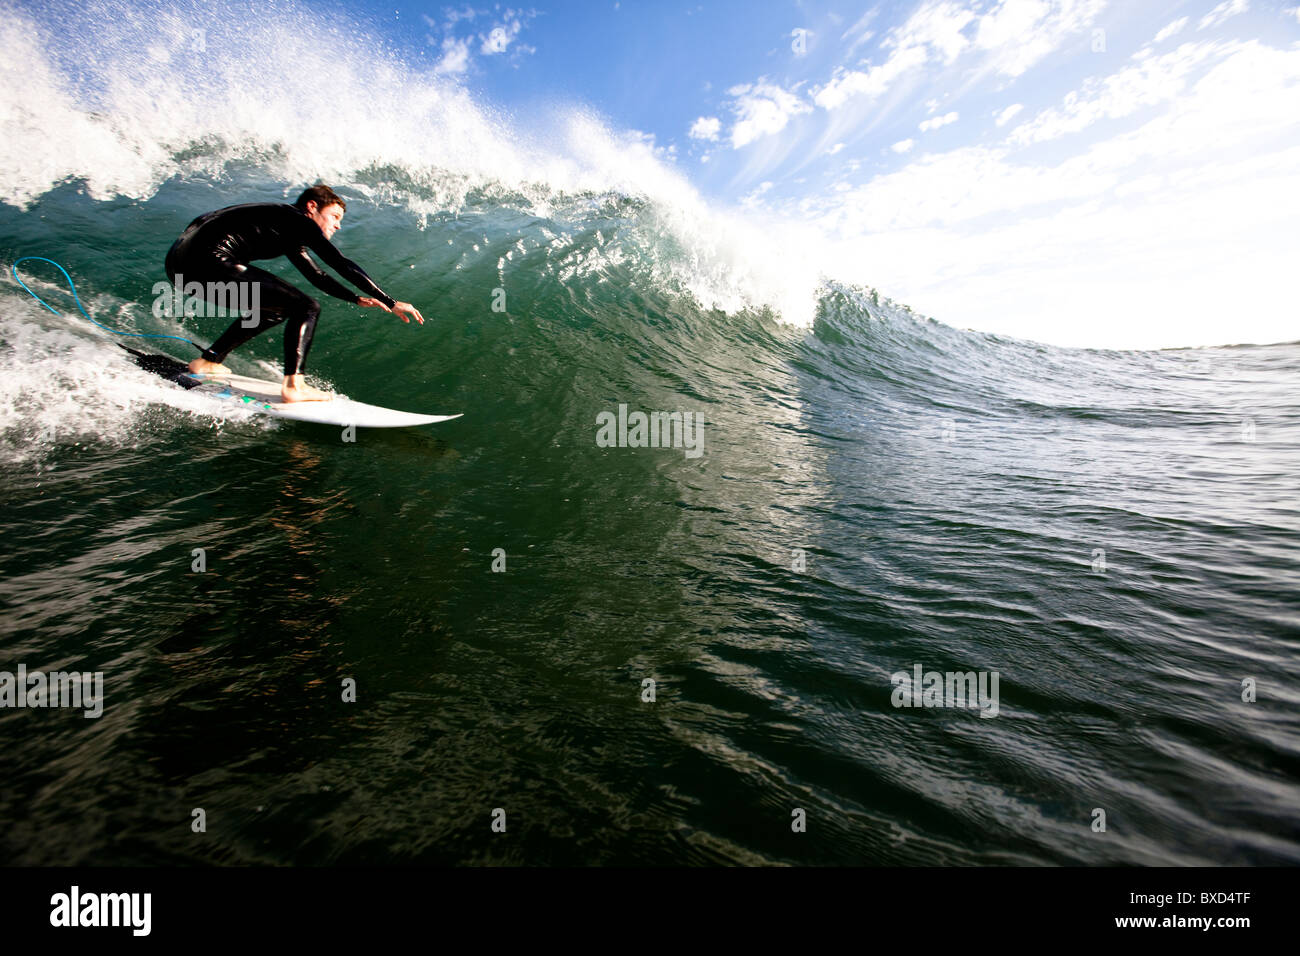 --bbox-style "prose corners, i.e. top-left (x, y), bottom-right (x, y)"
top-left (188, 358), bottom-right (231, 376)
top-left (281, 381), bottom-right (334, 403)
